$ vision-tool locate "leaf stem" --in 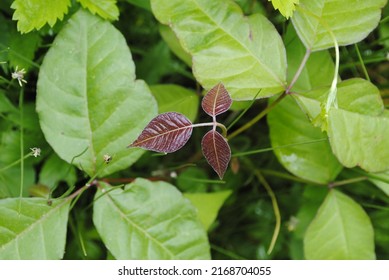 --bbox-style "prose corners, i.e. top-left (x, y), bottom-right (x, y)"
top-left (18, 88), bottom-right (24, 213)
top-left (354, 44), bottom-right (370, 82)
top-left (286, 48), bottom-right (311, 94)
top-left (328, 176), bottom-right (368, 188)
top-left (227, 89), bottom-right (261, 130)
top-left (192, 122), bottom-right (228, 138)
top-left (228, 93), bottom-right (286, 140)
top-left (254, 170), bottom-right (281, 255)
